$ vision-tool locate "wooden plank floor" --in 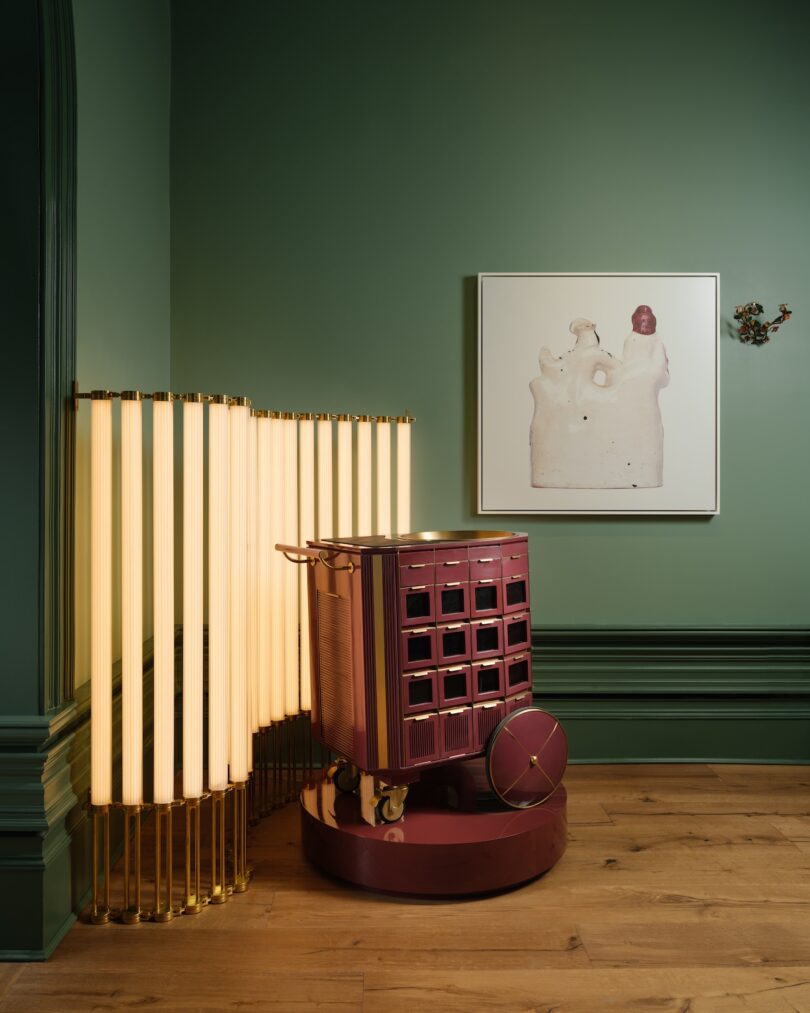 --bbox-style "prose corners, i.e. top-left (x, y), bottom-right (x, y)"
top-left (3, 764), bottom-right (810, 1012)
